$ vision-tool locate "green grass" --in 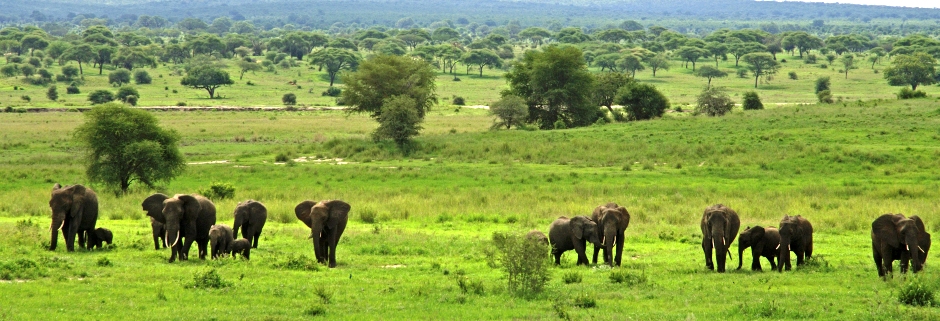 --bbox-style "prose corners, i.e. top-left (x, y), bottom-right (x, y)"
top-left (2, 98), bottom-right (940, 319)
